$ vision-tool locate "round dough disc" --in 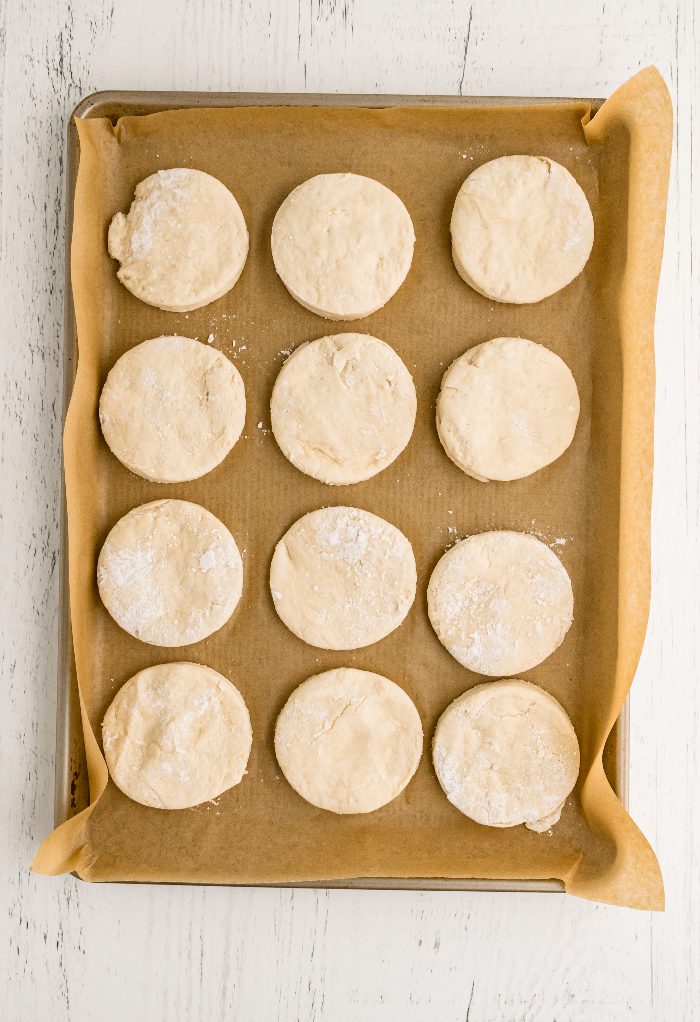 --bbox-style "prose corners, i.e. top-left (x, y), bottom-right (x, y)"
top-left (275, 668), bottom-right (423, 814)
top-left (450, 155), bottom-right (594, 304)
top-left (108, 168), bottom-right (249, 312)
top-left (97, 499), bottom-right (243, 647)
top-left (103, 661), bottom-right (252, 810)
top-left (436, 337), bottom-right (580, 482)
top-left (99, 336), bottom-right (246, 483)
top-left (271, 173), bottom-right (415, 320)
top-left (428, 531), bottom-right (573, 676)
top-left (433, 679), bottom-right (580, 831)
top-left (271, 333), bottom-right (416, 484)
top-left (270, 506), bottom-right (416, 650)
